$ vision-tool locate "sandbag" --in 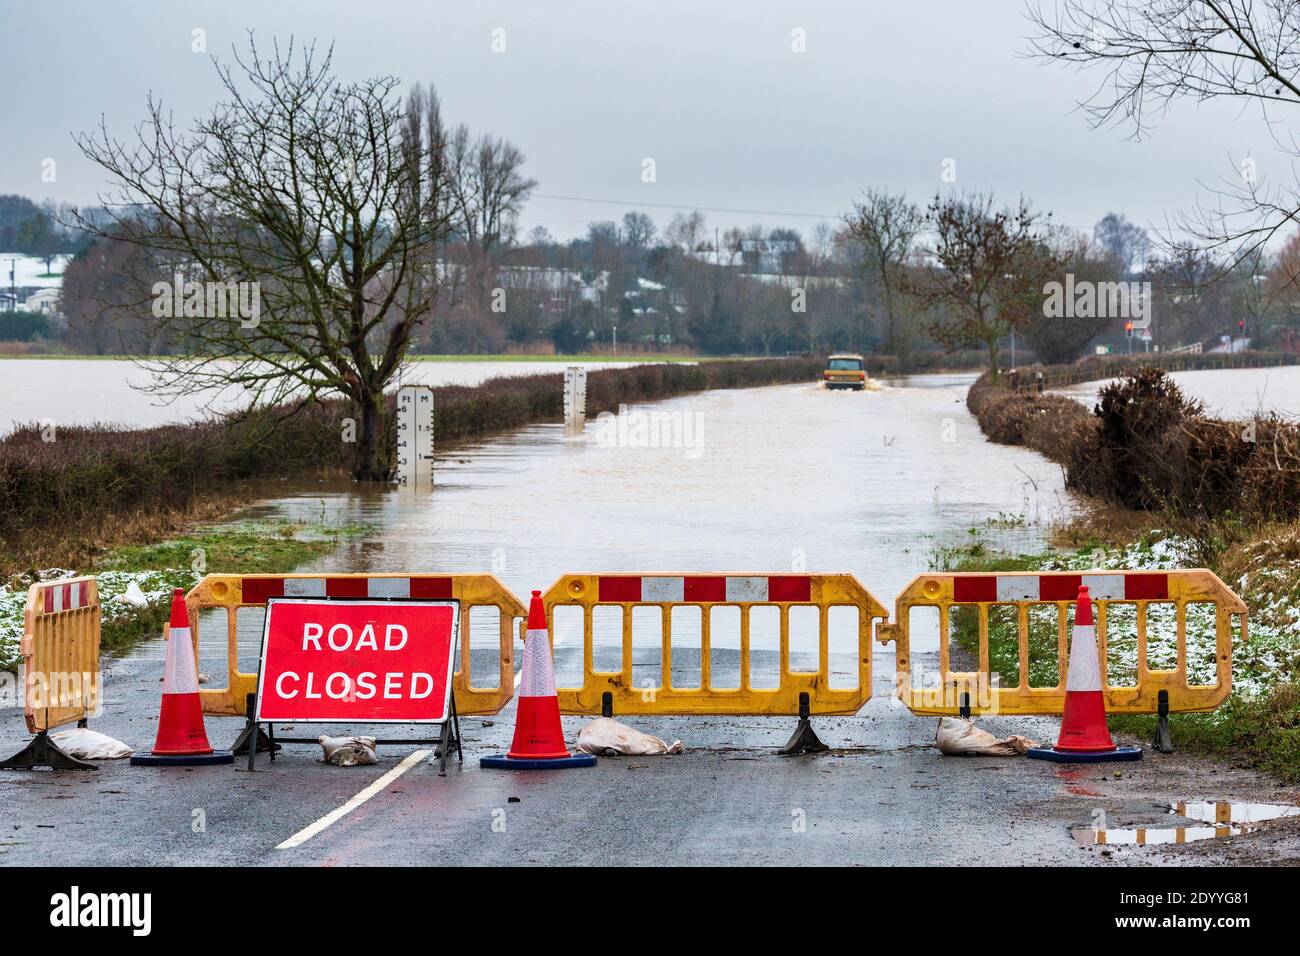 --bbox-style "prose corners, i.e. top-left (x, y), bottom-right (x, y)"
top-left (115, 581), bottom-right (149, 606)
top-left (935, 717), bottom-right (1037, 757)
top-left (49, 728), bottom-right (133, 760)
top-left (576, 717), bottom-right (683, 756)
top-left (318, 735), bottom-right (378, 766)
